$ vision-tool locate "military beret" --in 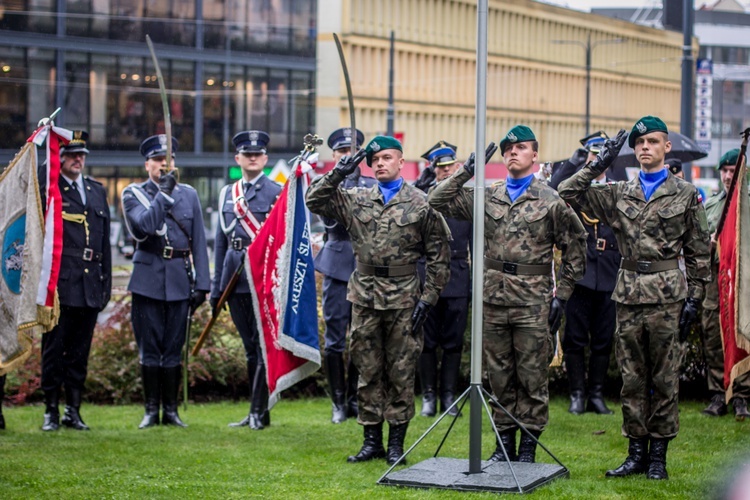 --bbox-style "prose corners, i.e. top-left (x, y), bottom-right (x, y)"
top-left (233, 130), bottom-right (270, 154)
top-left (421, 140), bottom-right (457, 166)
top-left (718, 149), bottom-right (740, 170)
top-left (665, 158), bottom-right (682, 175)
top-left (579, 130), bottom-right (608, 153)
top-left (364, 135), bottom-right (403, 166)
top-left (499, 125), bottom-right (536, 153)
top-left (62, 130), bottom-right (90, 155)
top-left (628, 116), bottom-right (668, 148)
top-left (140, 134), bottom-right (178, 159)
top-left (327, 127), bottom-right (364, 151)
